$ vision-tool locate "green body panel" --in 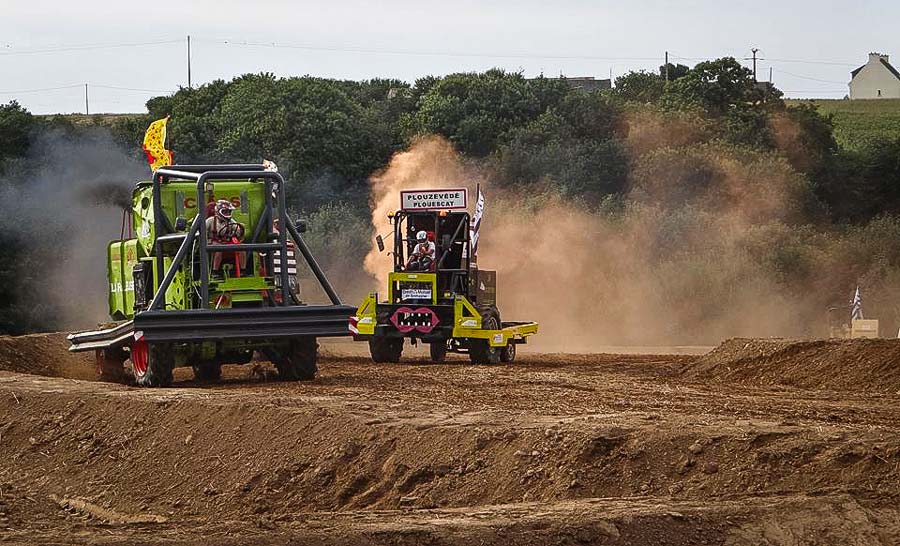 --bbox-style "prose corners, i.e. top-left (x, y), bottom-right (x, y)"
top-left (154, 256), bottom-right (188, 311)
top-left (107, 239), bottom-right (141, 320)
top-left (108, 179), bottom-right (272, 319)
top-left (132, 181), bottom-right (265, 258)
top-left (107, 242), bottom-right (125, 319)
